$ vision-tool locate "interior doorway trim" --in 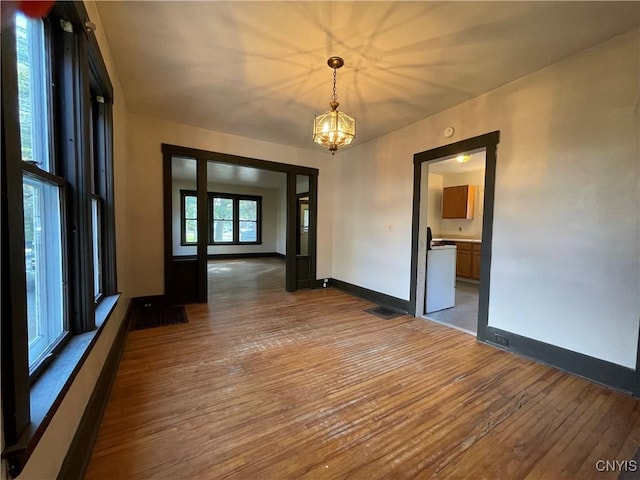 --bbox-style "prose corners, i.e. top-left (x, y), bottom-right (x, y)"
top-left (161, 143), bottom-right (319, 301)
top-left (409, 131), bottom-right (500, 341)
